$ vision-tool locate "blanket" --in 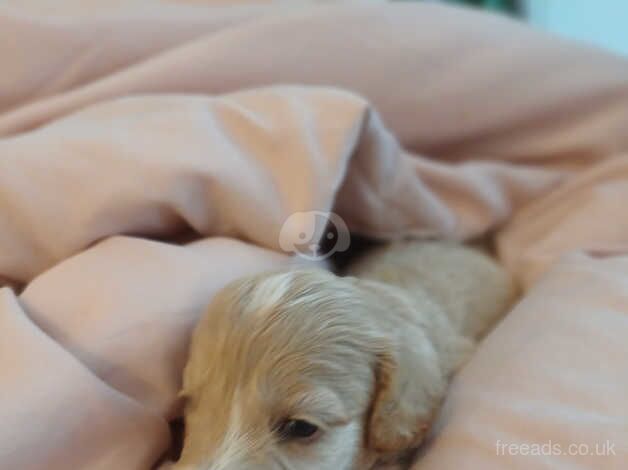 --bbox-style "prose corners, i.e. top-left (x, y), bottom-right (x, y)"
top-left (1, 1), bottom-right (627, 469)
